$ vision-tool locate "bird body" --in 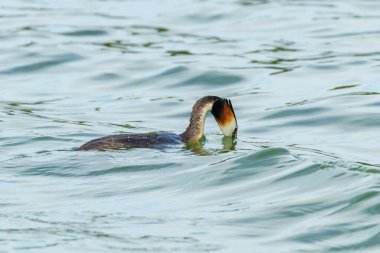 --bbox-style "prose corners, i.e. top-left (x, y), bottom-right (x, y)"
top-left (78, 96), bottom-right (237, 151)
